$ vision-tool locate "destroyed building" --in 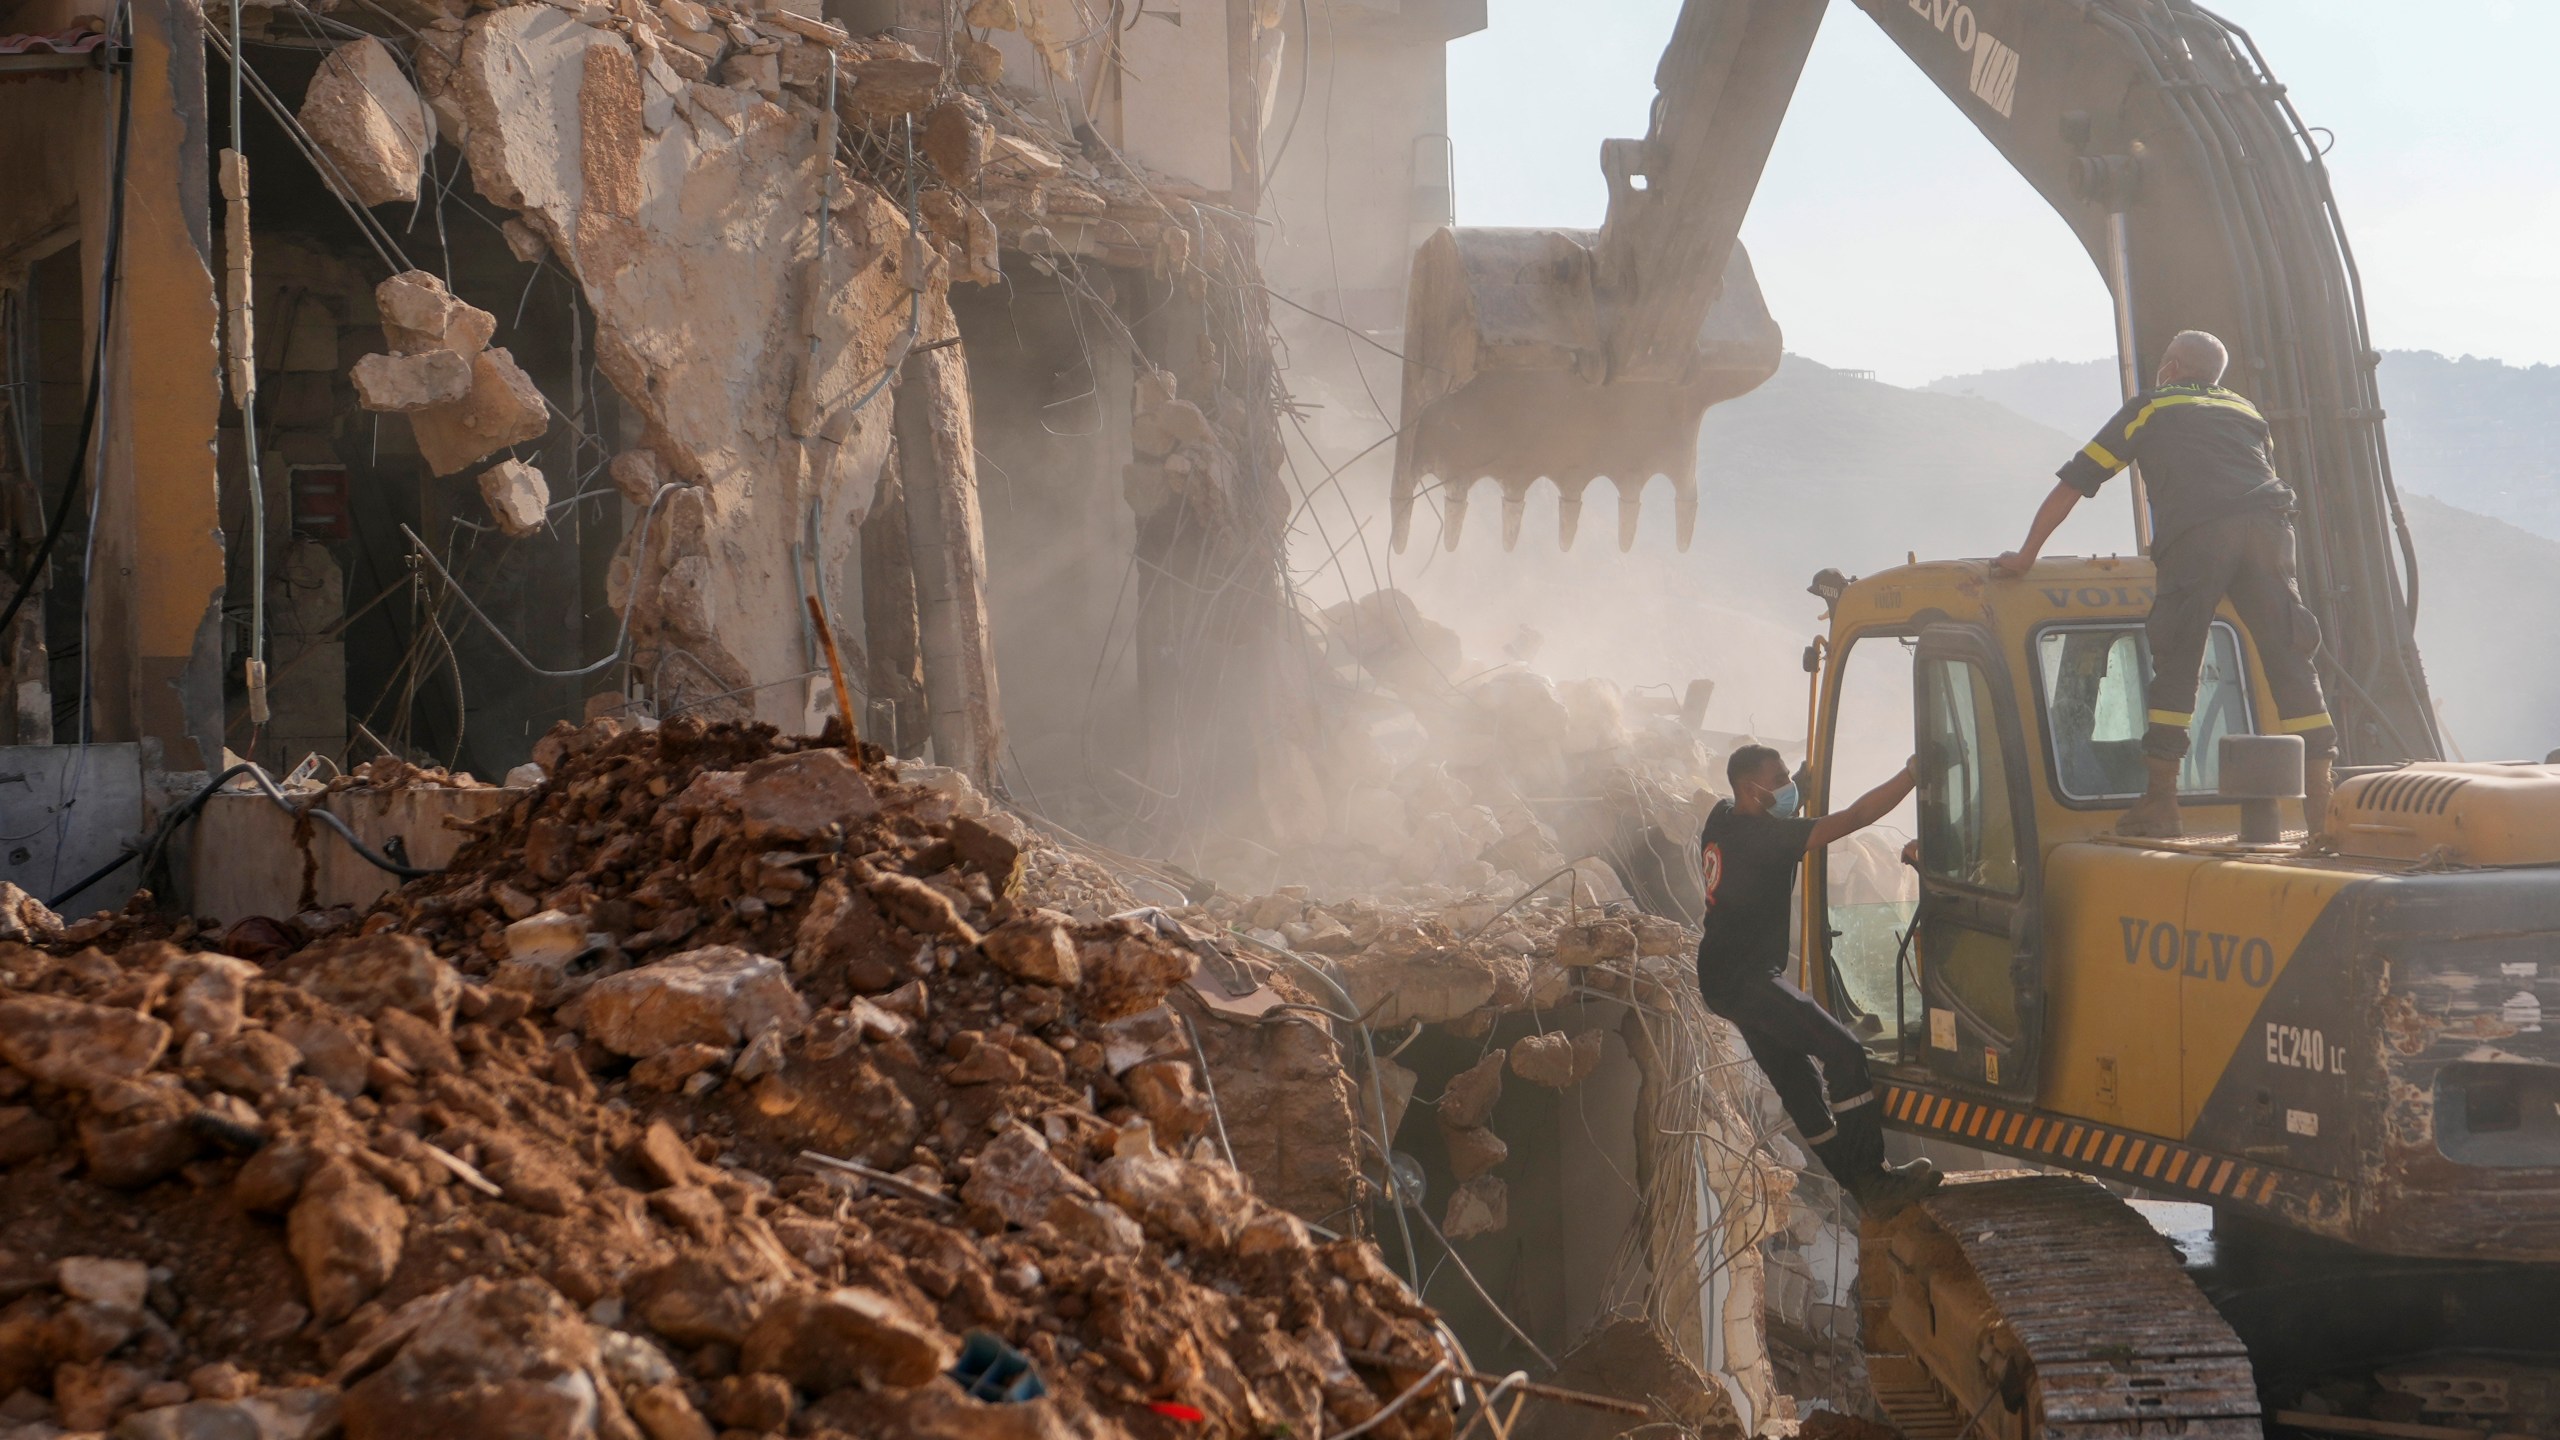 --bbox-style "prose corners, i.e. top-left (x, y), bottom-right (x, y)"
top-left (0, 0), bottom-right (1866, 1434)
